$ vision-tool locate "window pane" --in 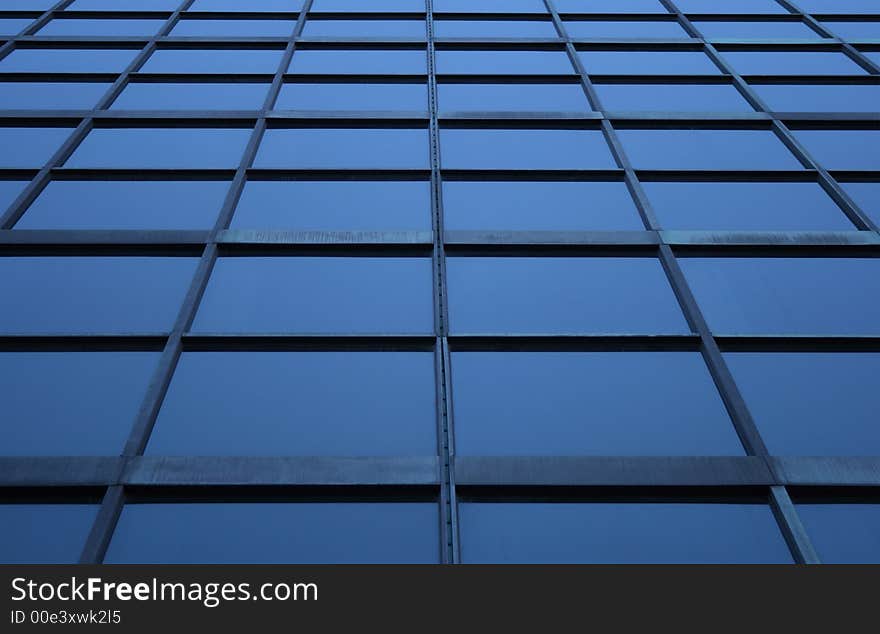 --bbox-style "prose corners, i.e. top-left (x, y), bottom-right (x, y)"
top-left (434, 19), bottom-right (558, 39)
top-left (4, 0), bottom-right (55, 8)
top-left (440, 129), bottom-right (616, 170)
top-left (841, 182), bottom-right (880, 226)
top-left (595, 83), bottom-right (753, 112)
top-left (823, 22), bottom-right (880, 41)
top-left (0, 352), bottom-right (159, 456)
top-left (303, 20), bottom-right (425, 38)
top-left (16, 181), bottom-right (228, 230)
top-left (193, 257), bottom-right (434, 334)
top-left (579, 51), bottom-right (721, 75)
top-left (453, 352), bottom-right (741, 456)
top-left (148, 352), bottom-right (436, 456)
top-left (0, 257), bottom-right (197, 334)
top-left (310, 0), bottom-right (424, 10)
top-left (0, 82), bottom-right (109, 110)
top-left (721, 51), bottom-right (867, 75)
top-left (797, 0), bottom-right (879, 14)
top-left (460, 503), bottom-right (792, 563)
top-left (726, 353), bottom-right (880, 456)
top-left (797, 504), bottom-right (880, 564)
top-left (446, 257), bottom-right (689, 334)
top-left (65, 128), bottom-right (252, 169)
top-left (791, 129), bottom-right (880, 171)
top-left (695, 20), bottom-right (822, 40)
top-left (435, 0), bottom-right (545, 12)
top-left (231, 180), bottom-right (431, 231)
top-left (438, 83), bottom-right (590, 112)
top-left (554, 0), bottom-right (668, 12)
top-left (39, 18), bottom-right (166, 36)
top-left (436, 50), bottom-right (574, 75)
top-left (0, 181), bottom-right (28, 211)
top-left (105, 503), bottom-right (439, 564)
top-left (171, 19), bottom-right (297, 37)
top-left (442, 181), bottom-right (644, 230)
top-left (617, 129), bottom-right (803, 170)
top-left (0, 505), bottom-right (98, 564)
top-left (680, 257), bottom-right (880, 335)
top-left (0, 128), bottom-right (70, 168)
top-left (189, 0), bottom-right (304, 9)
top-left (111, 82), bottom-right (269, 110)
top-left (255, 128), bottom-right (429, 169)
top-left (675, 0), bottom-right (787, 13)
top-left (0, 19), bottom-right (33, 35)
top-left (752, 84), bottom-right (880, 113)
top-left (69, 0), bottom-right (181, 9)
top-left (643, 182), bottom-right (853, 230)
top-left (141, 49), bottom-right (283, 74)
top-left (275, 83), bottom-right (427, 111)
top-left (0, 49), bottom-right (140, 73)
top-left (288, 50), bottom-right (427, 74)
top-left (565, 20), bottom-right (687, 39)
